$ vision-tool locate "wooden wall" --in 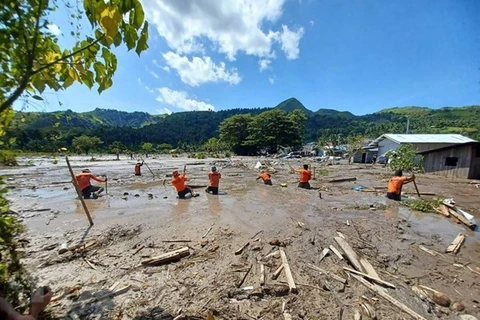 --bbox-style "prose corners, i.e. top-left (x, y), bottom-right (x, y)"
top-left (422, 144), bottom-right (474, 179)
